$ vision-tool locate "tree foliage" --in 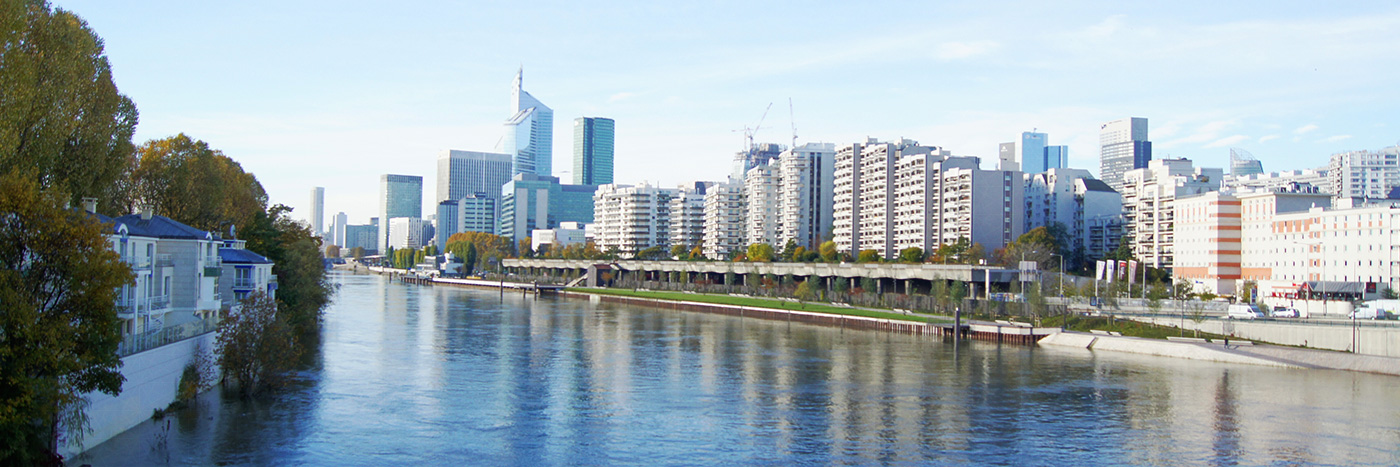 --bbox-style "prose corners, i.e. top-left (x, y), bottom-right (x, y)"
top-left (130, 134), bottom-right (266, 231)
top-left (445, 231), bottom-right (512, 270)
top-left (898, 247), bottom-right (924, 264)
top-left (747, 243), bottom-right (774, 262)
top-left (931, 237), bottom-right (986, 265)
top-left (0, 172), bottom-right (132, 462)
top-left (818, 241), bottom-right (839, 262)
top-left (856, 249), bottom-right (881, 263)
top-left (0, 0), bottom-right (139, 214)
top-left (216, 292), bottom-right (301, 396)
